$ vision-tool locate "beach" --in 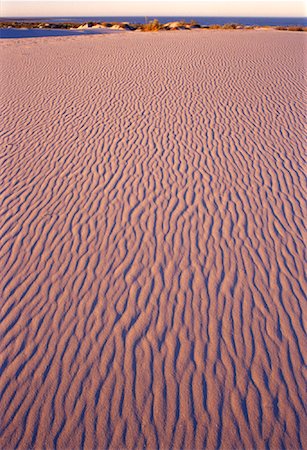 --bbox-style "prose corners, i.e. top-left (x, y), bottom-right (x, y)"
top-left (0, 30), bottom-right (306, 449)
